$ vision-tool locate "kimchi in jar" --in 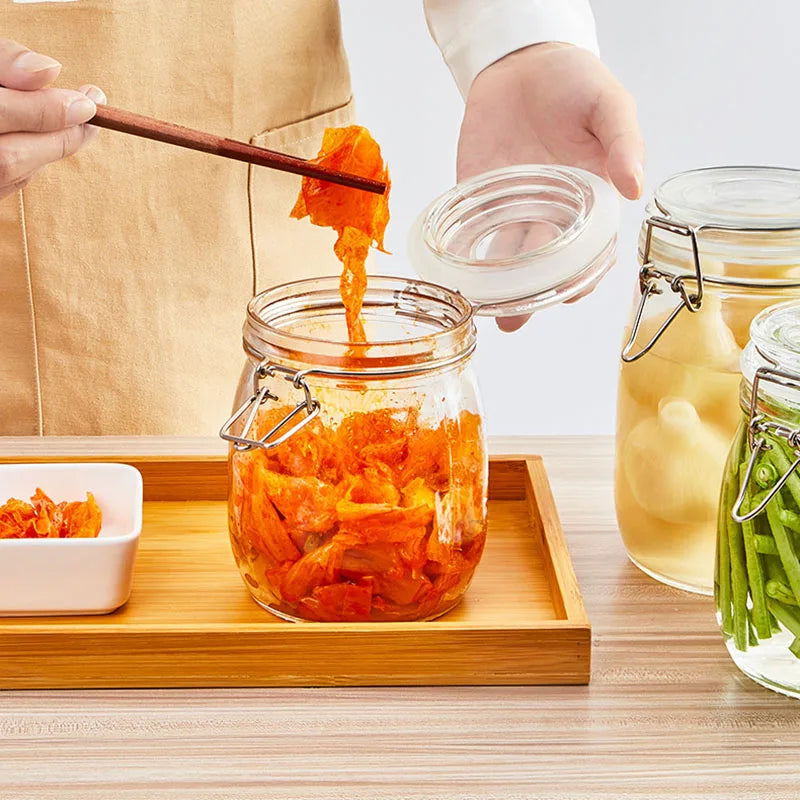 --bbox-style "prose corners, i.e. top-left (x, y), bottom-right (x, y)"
top-left (220, 275), bottom-right (487, 622)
